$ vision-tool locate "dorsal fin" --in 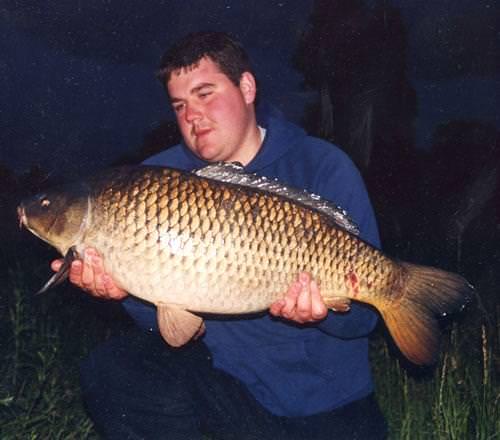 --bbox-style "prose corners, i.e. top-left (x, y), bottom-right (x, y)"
top-left (193, 162), bottom-right (359, 235)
